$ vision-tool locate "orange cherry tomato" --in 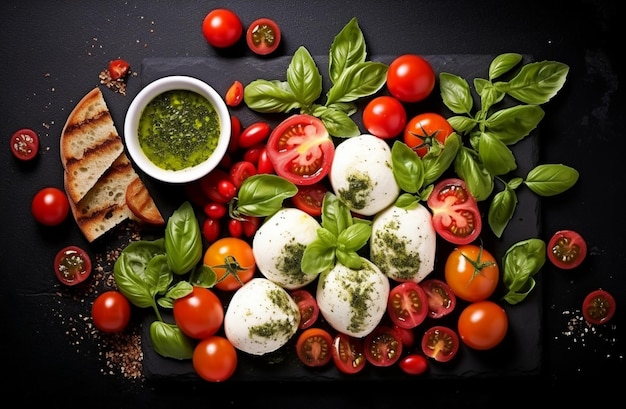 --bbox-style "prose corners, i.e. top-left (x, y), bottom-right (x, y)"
top-left (457, 301), bottom-right (508, 350)
top-left (444, 244), bottom-right (499, 302)
top-left (203, 237), bottom-right (255, 291)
